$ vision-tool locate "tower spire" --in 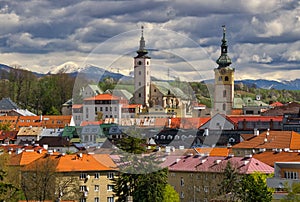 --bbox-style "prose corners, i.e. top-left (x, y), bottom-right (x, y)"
top-left (216, 25), bottom-right (232, 67)
top-left (136, 25), bottom-right (148, 57)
